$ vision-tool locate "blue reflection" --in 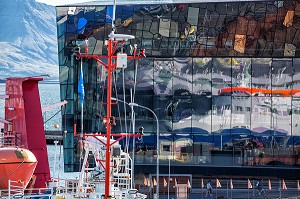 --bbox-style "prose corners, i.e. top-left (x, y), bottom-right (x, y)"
top-left (77, 17), bottom-right (87, 34)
